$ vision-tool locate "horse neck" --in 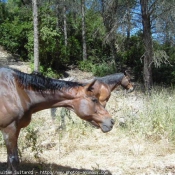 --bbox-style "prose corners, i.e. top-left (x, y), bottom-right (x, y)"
top-left (107, 78), bottom-right (124, 91)
top-left (108, 83), bottom-right (120, 91)
top-left (26, 88), bottom-right (81, 113)
top-left (96, 73), bottom-right (124, 92)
